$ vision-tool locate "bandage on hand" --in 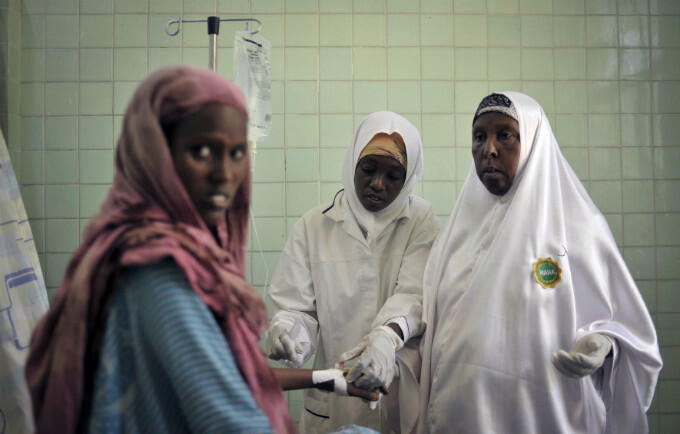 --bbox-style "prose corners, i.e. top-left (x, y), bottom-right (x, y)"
top-left (313, 369), bottom-right (381, 402)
